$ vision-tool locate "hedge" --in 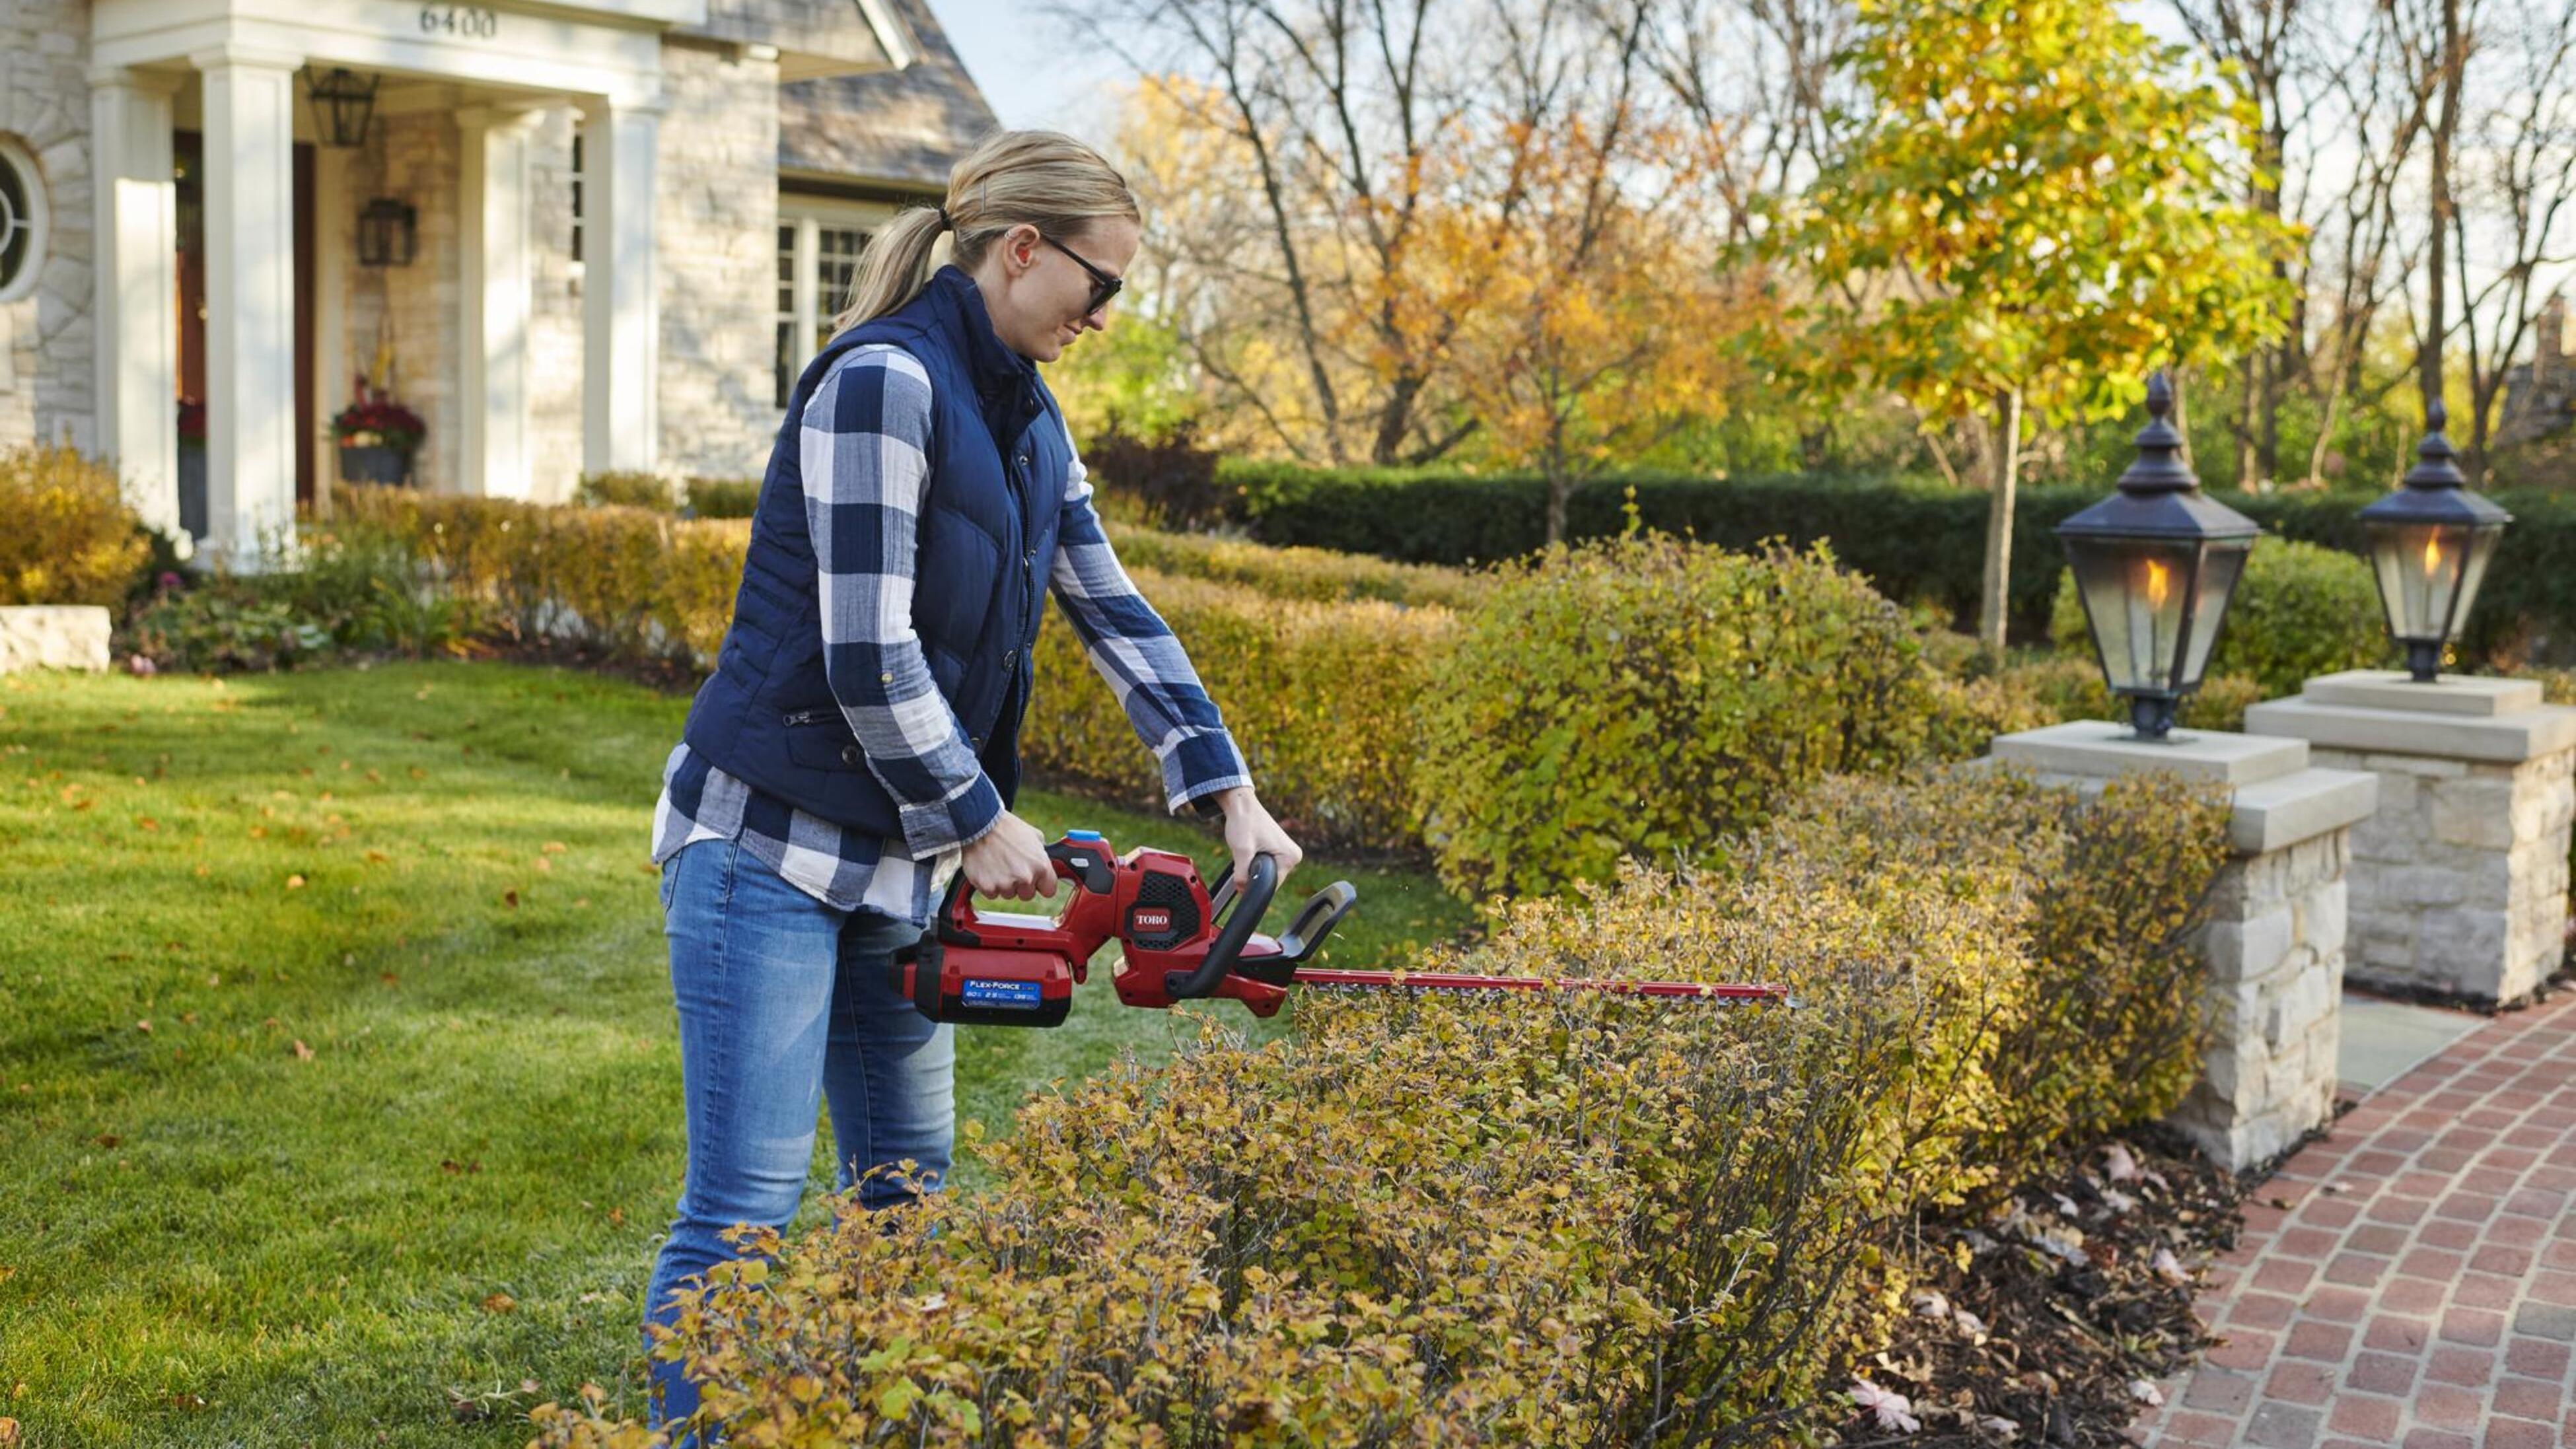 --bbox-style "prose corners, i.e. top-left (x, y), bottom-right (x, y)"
top-left (530, 765), bottom-right (2231, 1448)
top-left (1223, 462), bottom-right (2576, 657)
